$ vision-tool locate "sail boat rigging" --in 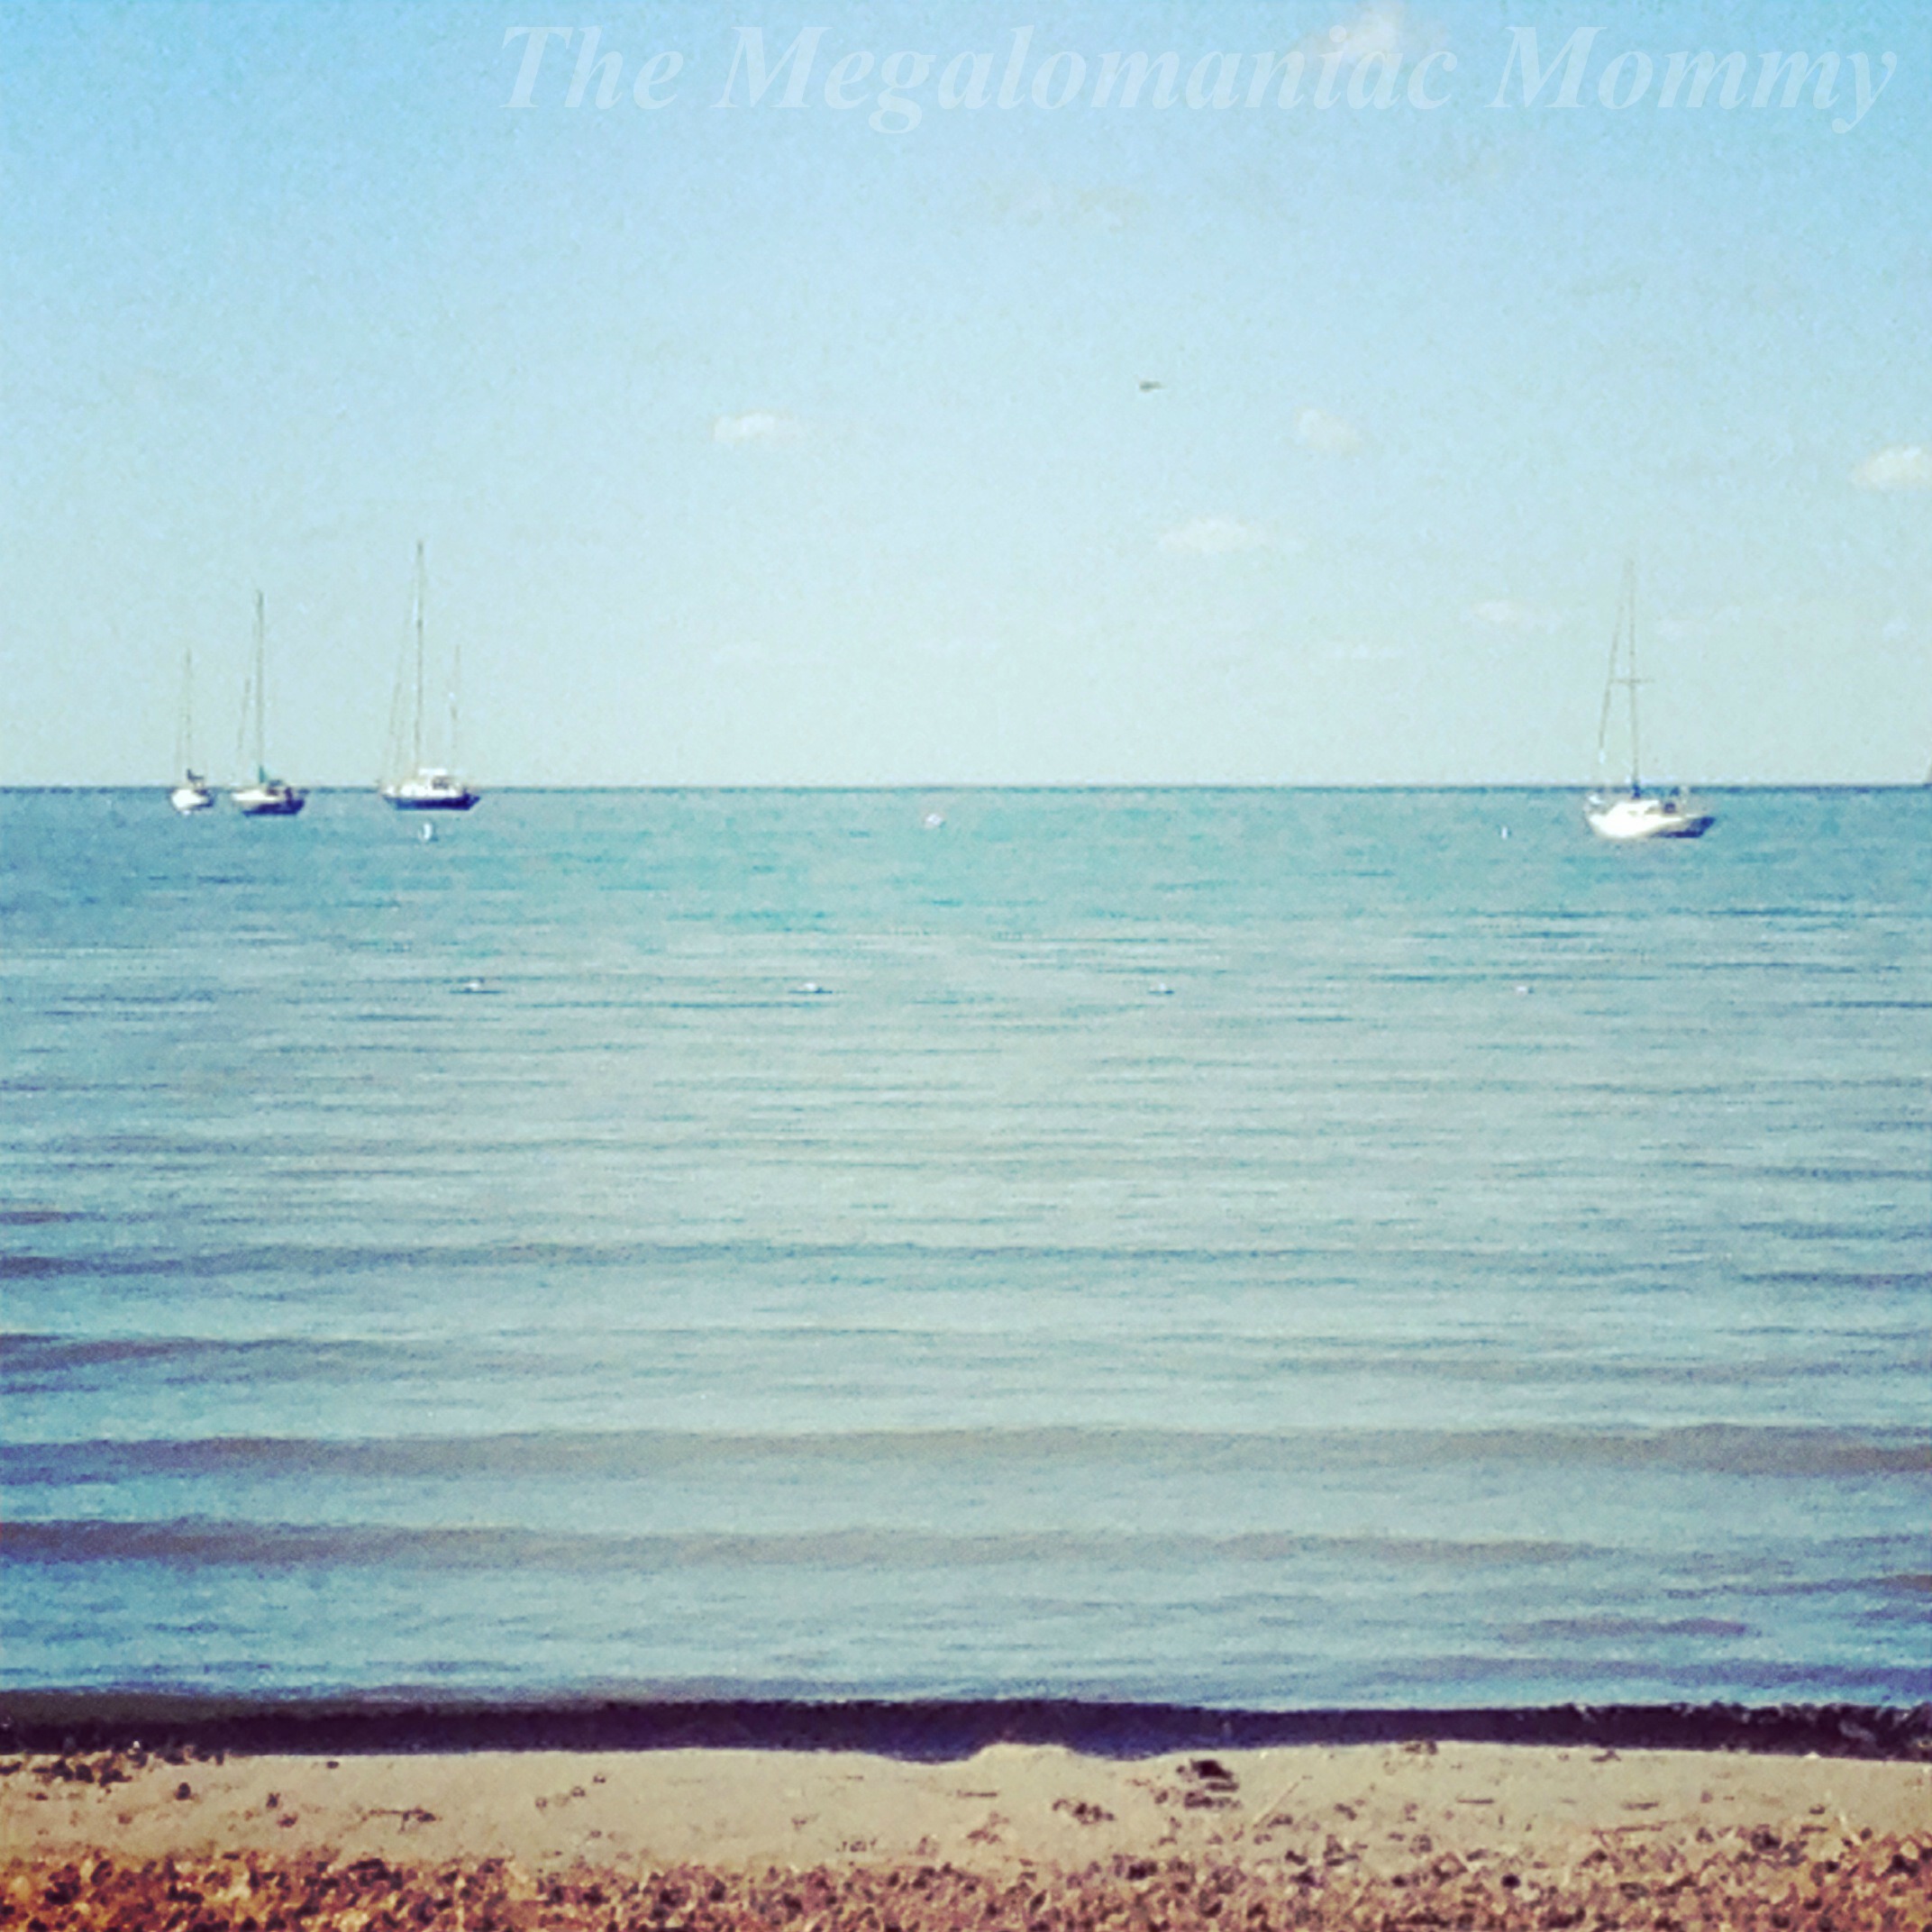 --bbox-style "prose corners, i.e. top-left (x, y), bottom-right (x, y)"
top-left (381, 542), bottom-right (478, 810)
top-left (230, 591), bottom-right (305, 816)
top-left (169, 645), bottom-right (214, 813)
top-left (1583, 560), bottom-right (1712, 841)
